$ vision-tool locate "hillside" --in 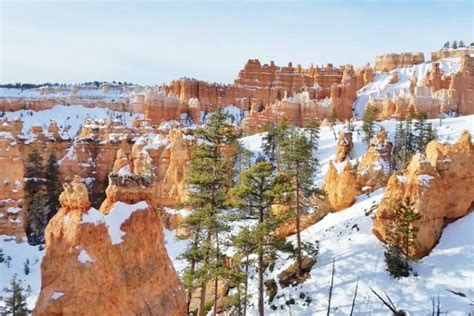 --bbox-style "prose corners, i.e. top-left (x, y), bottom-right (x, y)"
top-left (3, 114), bottom-right (472, 313)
